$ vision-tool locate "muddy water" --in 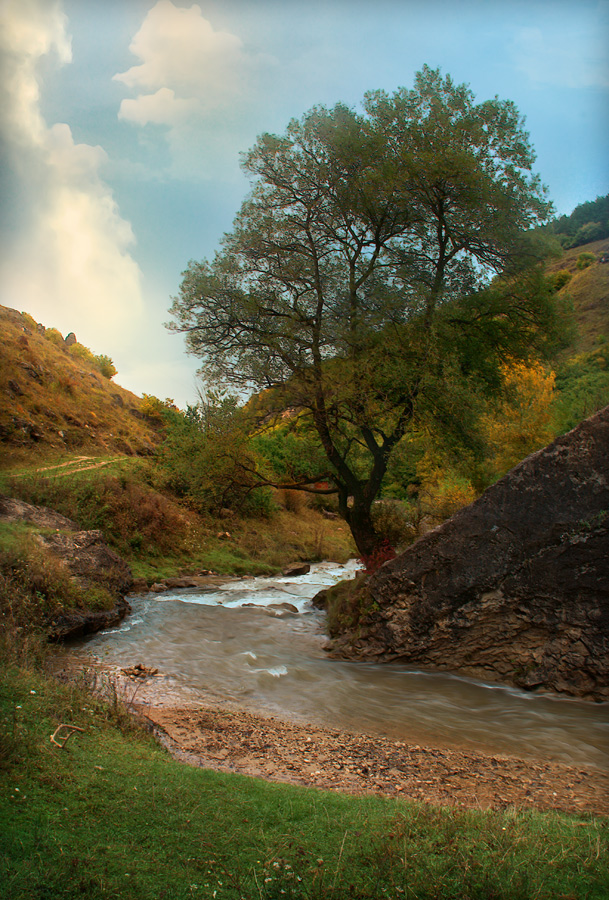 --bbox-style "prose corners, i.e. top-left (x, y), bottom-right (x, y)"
top-left (65, 561), bottom-right (609, 769)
